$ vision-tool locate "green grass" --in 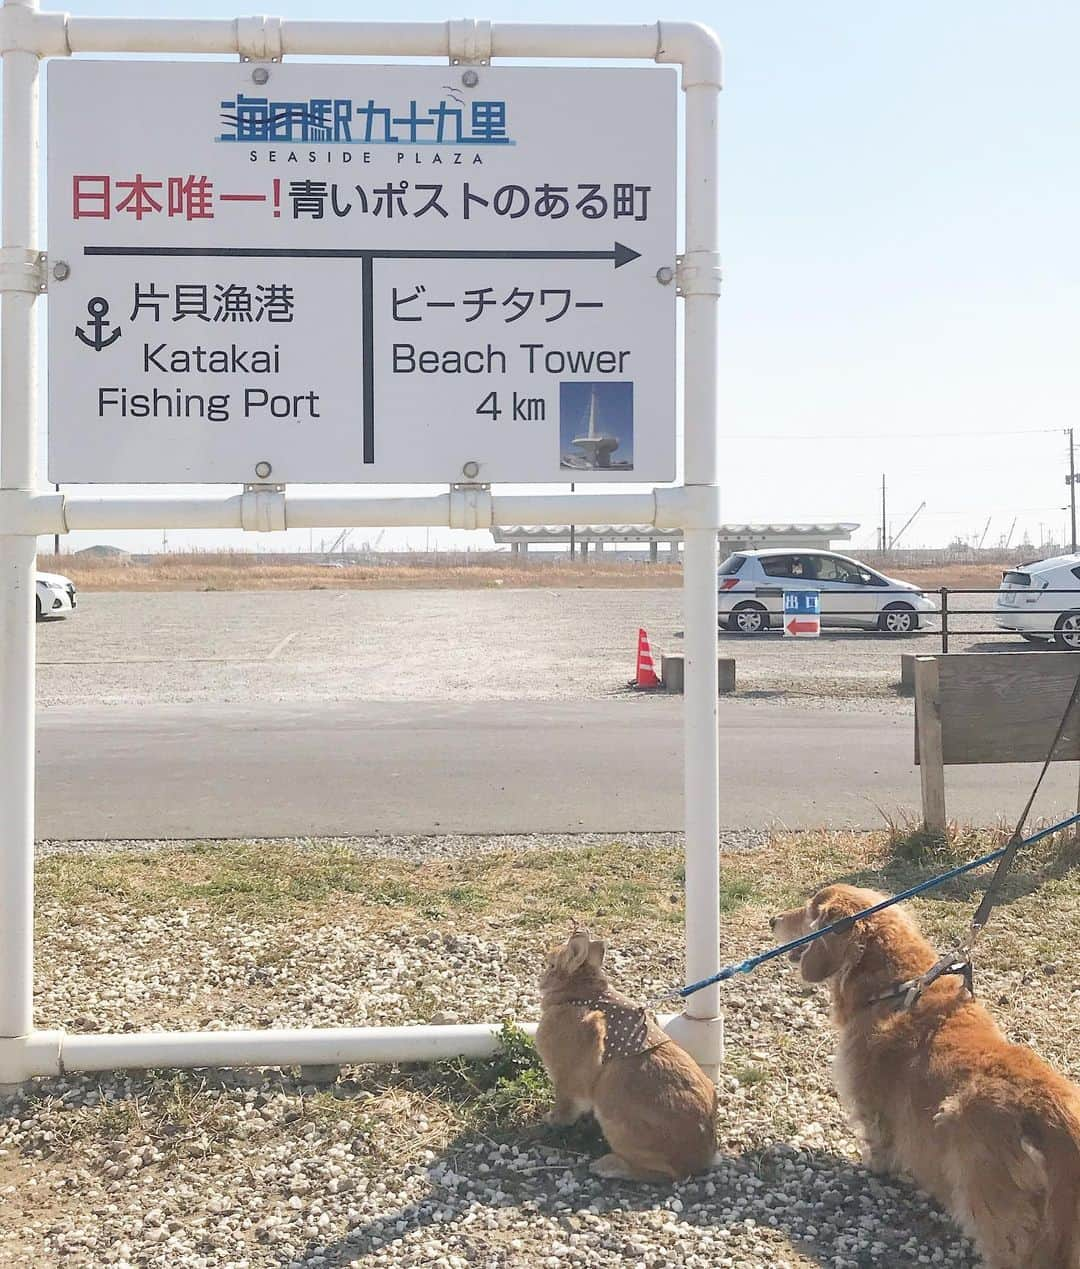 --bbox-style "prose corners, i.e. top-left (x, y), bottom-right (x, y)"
top-left (36, 840), bottom-right (761, 931)
top-left (36, 830), bottom-right (1077, 955)
top-left (418, 1023), bottom-right (606, 1151)
top-left (429, 1023), bottom-right (553, 1129)
top-left (731, 1063), bottom-right (770, 1088)
top-left (41, 841), bottom-right (389, 913)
